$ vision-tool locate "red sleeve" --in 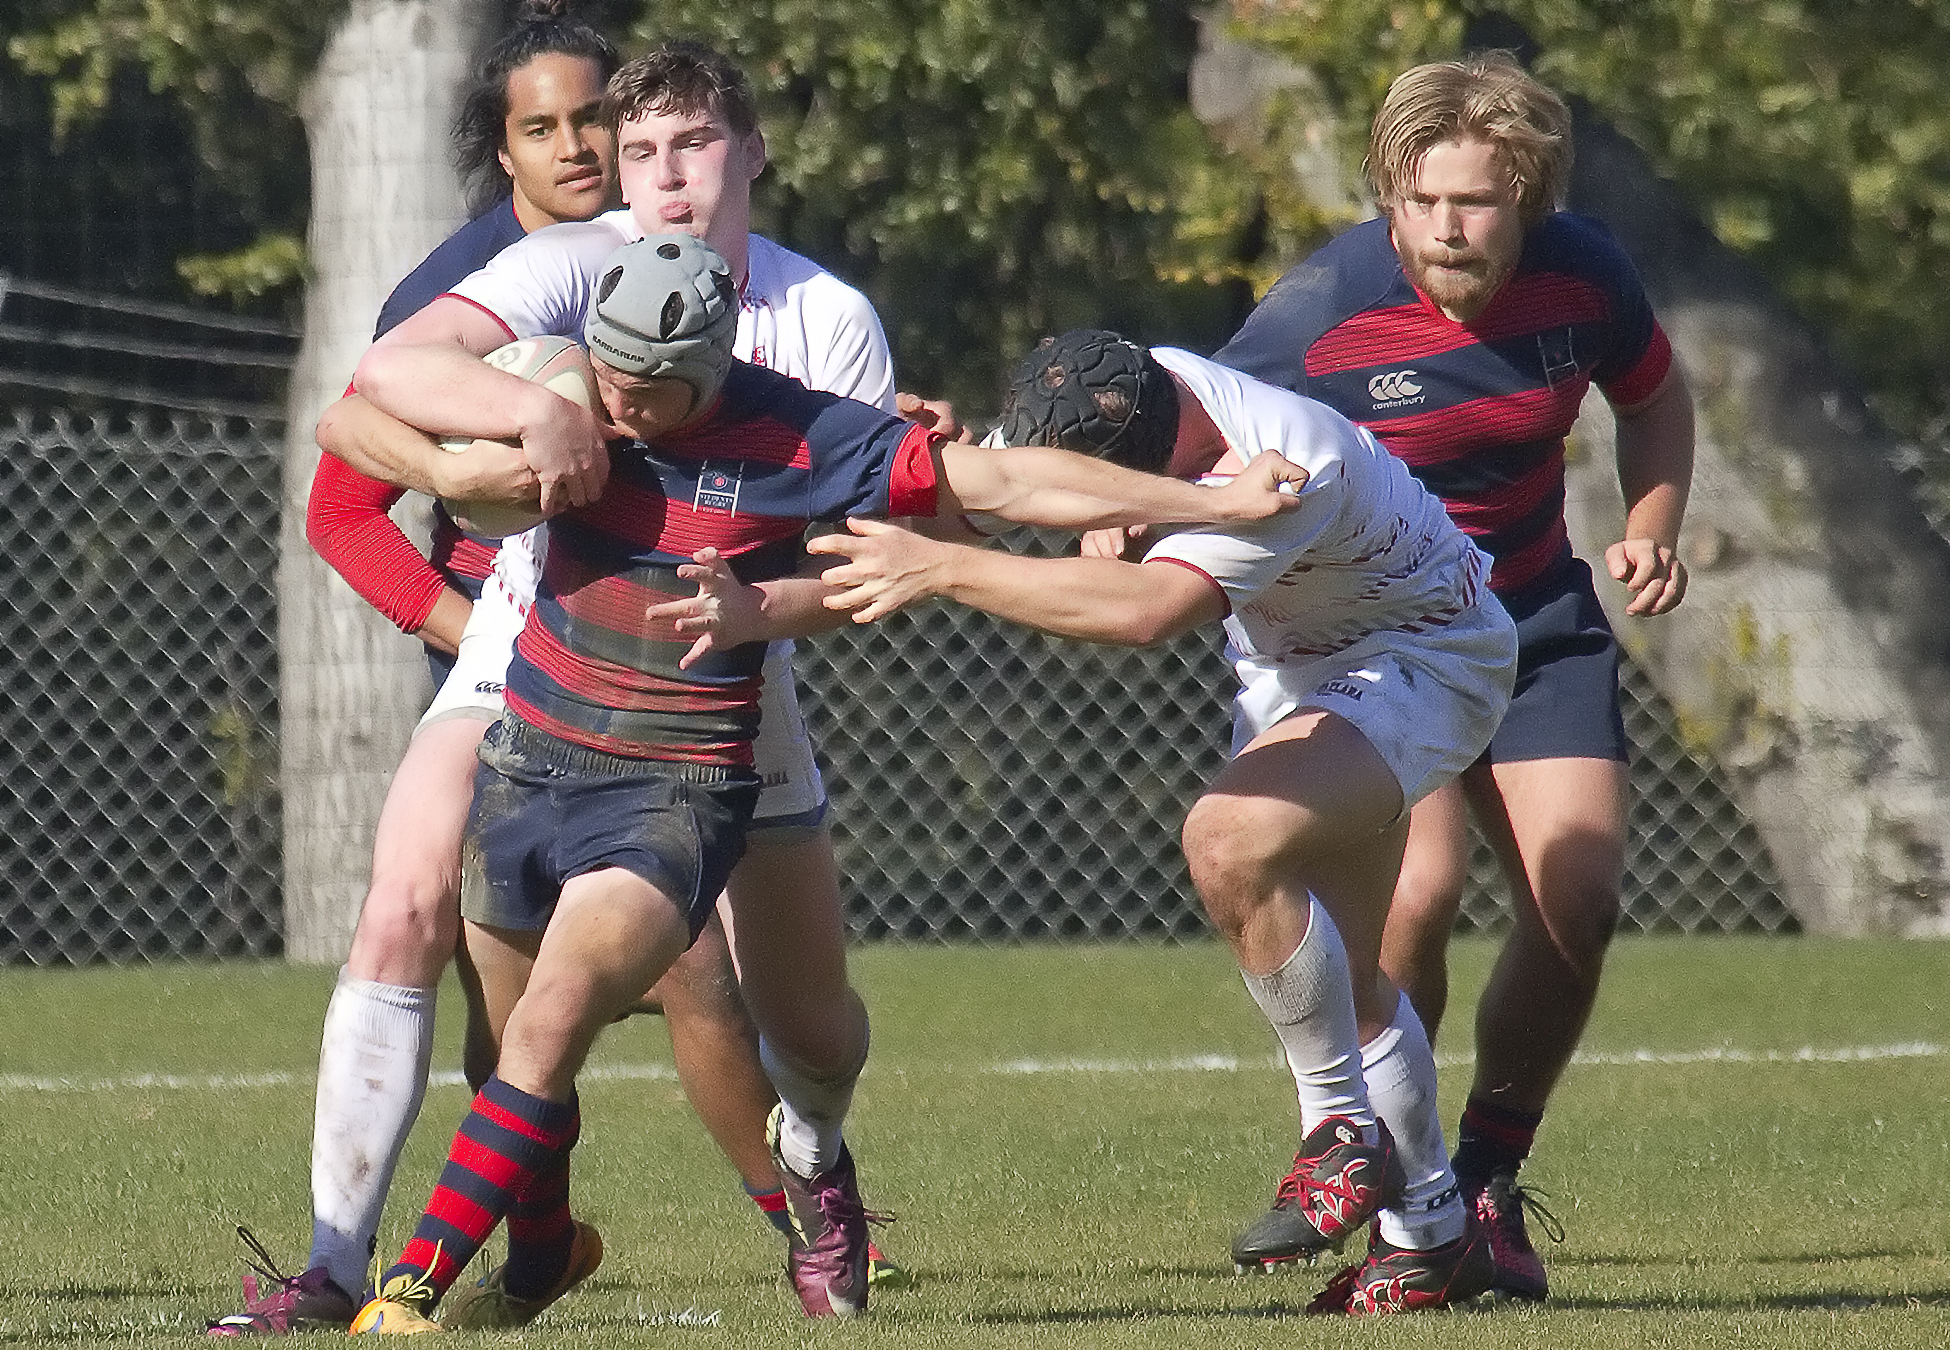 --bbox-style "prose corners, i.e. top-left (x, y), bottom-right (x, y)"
top-left (1599, 321), bottom-right (1674, 411)
top-left (305, 451), bottom-right (450, 634)
top-left (885, 424), bottom-right (943, 518)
